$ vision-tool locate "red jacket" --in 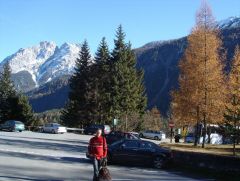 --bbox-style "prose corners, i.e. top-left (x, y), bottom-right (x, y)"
top-left (88, 136), bottom-right (107, 160)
